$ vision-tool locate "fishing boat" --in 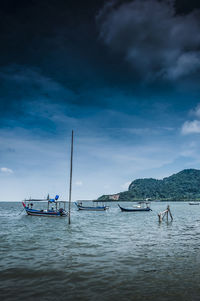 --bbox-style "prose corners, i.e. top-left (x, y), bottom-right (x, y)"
top-left (22, 195), bottom-right (67, 217)
top-left (189, 202), bottom-right (200, 205)
top-left (75, 201), bottom-right (109, 211)
top-left (22, 131), bottom-right (75, 220)
top-left (118, 203), bottom-right (152, 212)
